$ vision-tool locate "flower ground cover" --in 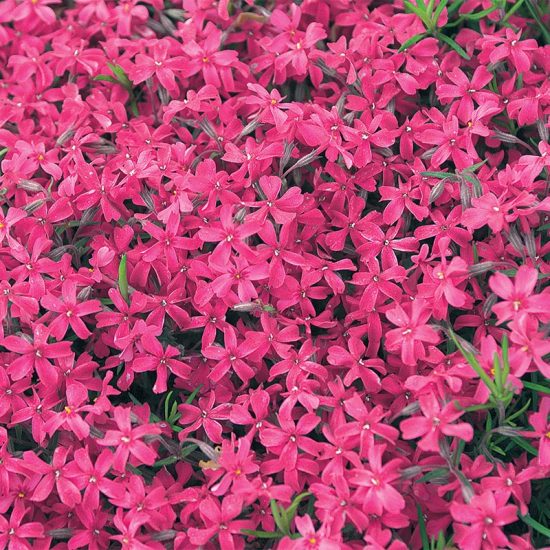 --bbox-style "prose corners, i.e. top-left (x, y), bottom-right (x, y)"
top-left (0, 0), bottom-right (549, 547)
